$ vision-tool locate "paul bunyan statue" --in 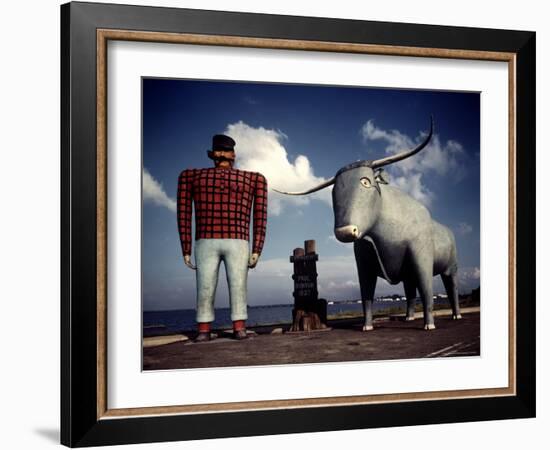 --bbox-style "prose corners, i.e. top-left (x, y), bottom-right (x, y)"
top-left (177, 134), bottom-right (268, 342)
